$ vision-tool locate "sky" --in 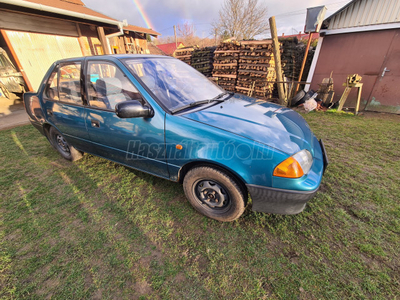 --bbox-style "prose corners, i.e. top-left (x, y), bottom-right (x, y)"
top-left (82, 0), bottom-right (352, 39)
